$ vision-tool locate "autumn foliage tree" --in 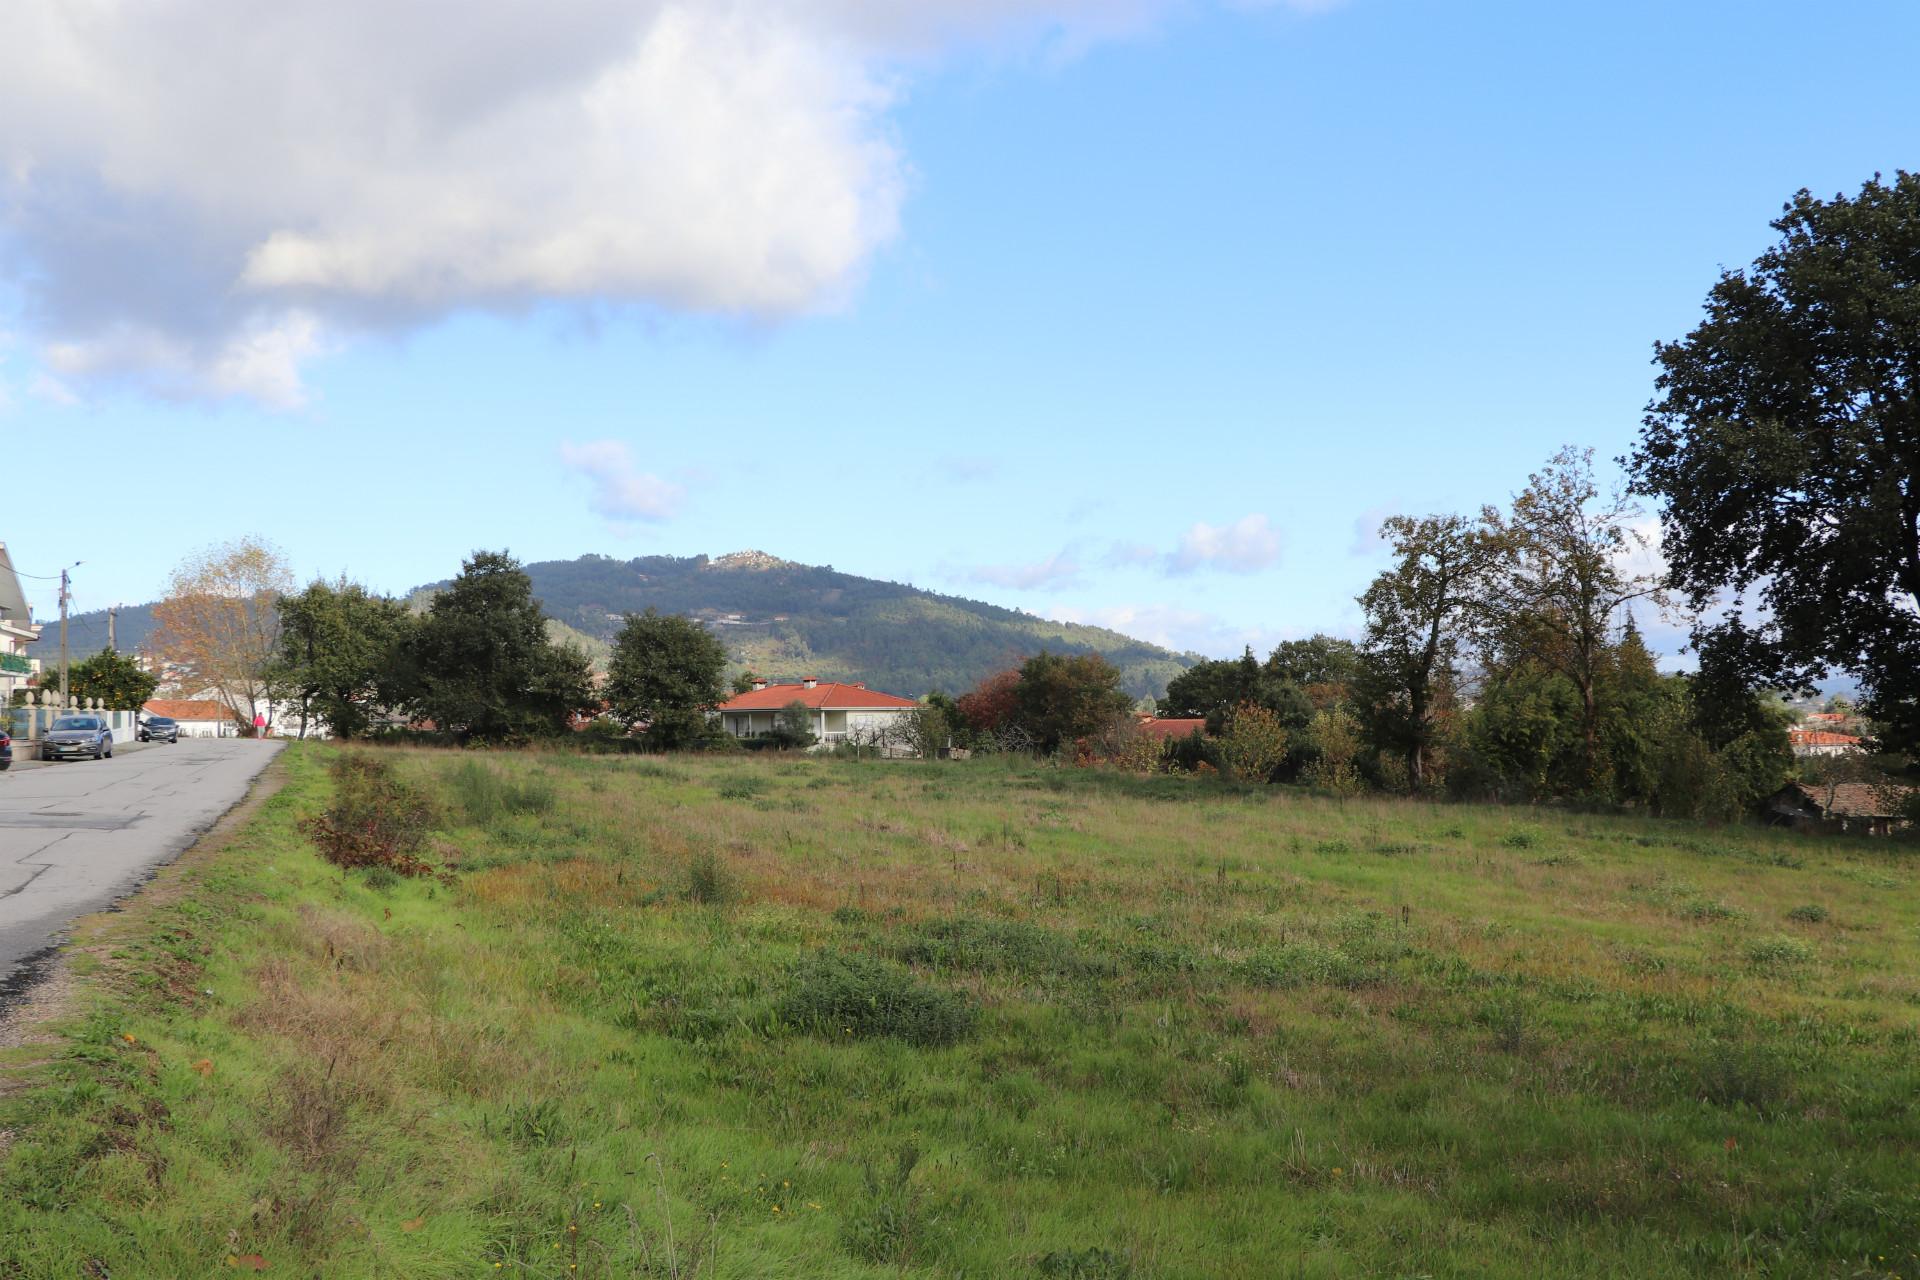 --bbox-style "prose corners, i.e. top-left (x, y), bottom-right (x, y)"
top-left (151, 537), bottom-right (294, 728)
top-left (956, 668), bottom-right (1021, 735)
